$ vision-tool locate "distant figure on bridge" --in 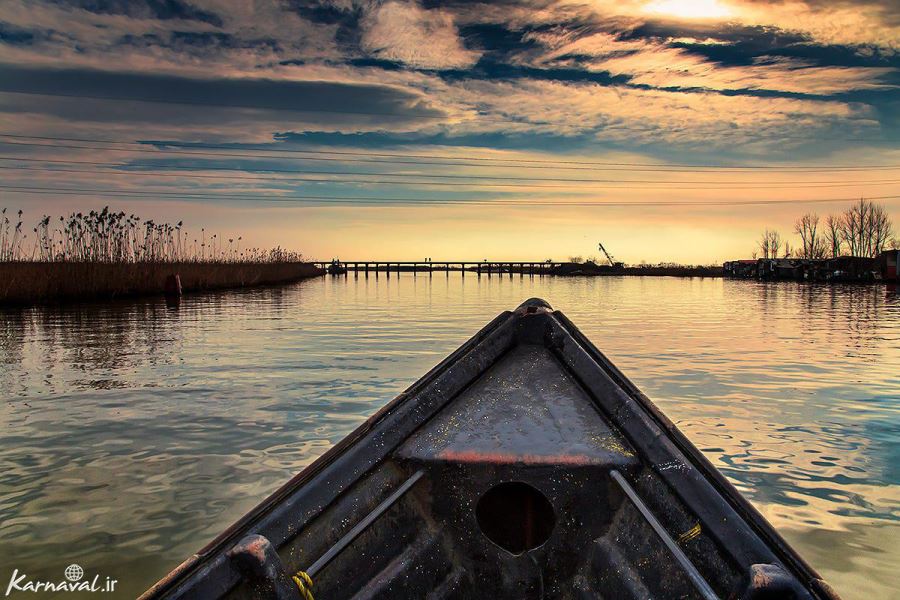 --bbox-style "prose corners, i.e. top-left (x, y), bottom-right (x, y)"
top-left (327, 259), bottom-right (347, 275)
